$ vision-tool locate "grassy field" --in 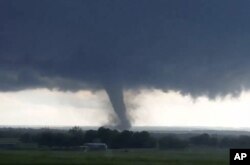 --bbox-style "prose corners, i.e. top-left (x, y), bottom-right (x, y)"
top-left (0, 149), bottom-right (229, 165)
